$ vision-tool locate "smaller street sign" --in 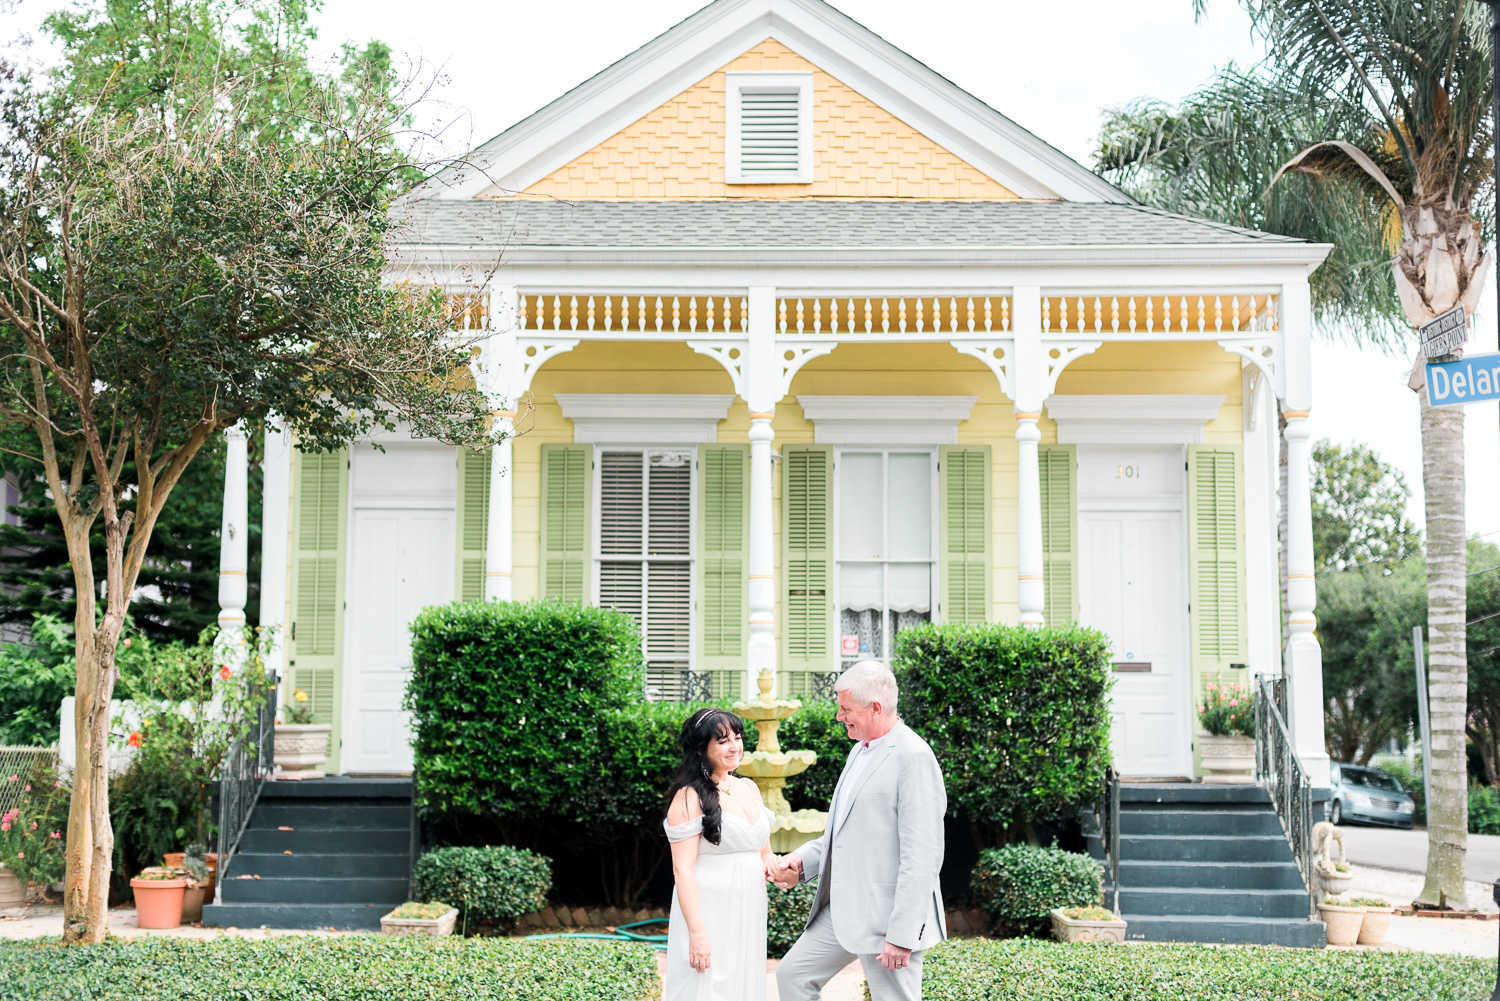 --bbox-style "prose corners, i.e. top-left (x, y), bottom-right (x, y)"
top-left (1420, 305), bottom-right (1468, 360)
top-left (1426, 353), bottom-right (1500, 407)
